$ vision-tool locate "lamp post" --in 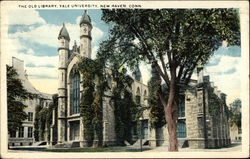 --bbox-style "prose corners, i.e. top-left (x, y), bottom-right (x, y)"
top-left (139, 116), bottom-right (143, 152)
